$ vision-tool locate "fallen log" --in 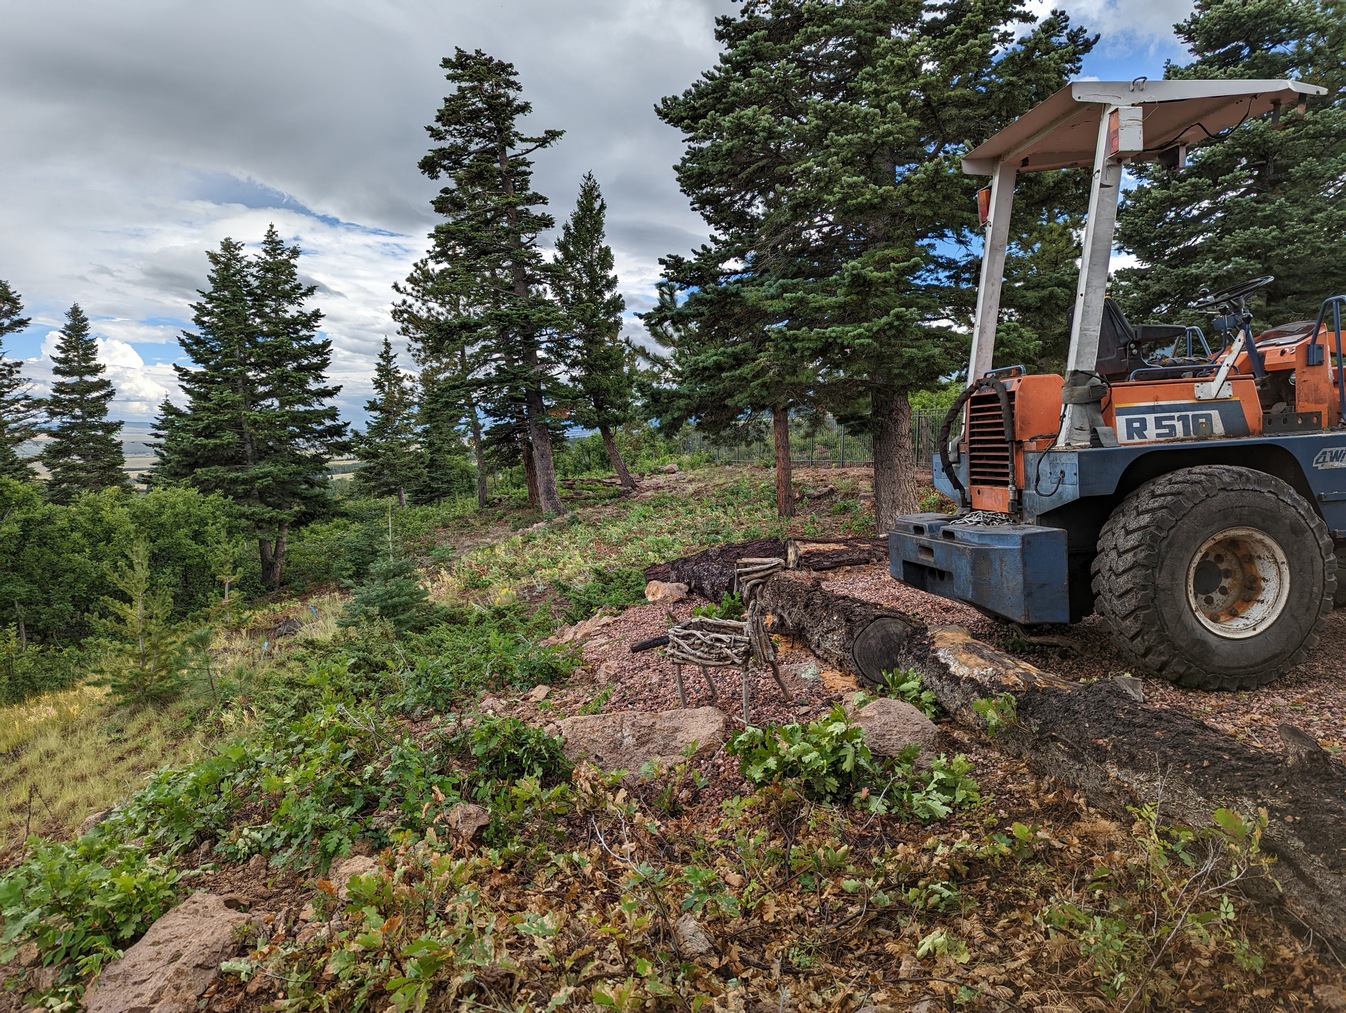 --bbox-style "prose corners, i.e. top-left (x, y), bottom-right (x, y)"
top-left (752, 569), bottom-right (919, 687)
top-left (643, 536), bottom-right (886, 602)
top-left (642, 539), bottom-right (787, 600)
top-left (752, 568), bottom-right (1346, 952)
top-left (784, 536), bottom-right (887, 572)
